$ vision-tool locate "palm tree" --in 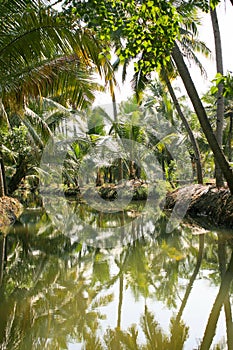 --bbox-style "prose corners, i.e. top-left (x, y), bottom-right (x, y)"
top-left (59, 0), bottom-right (233, 192)
top-left (171, 41), bottom-right (233, 193)
top-left (210, 6), bottom-right (225, 187)
top-left (169, 1), bottom-right (233, 190)
top-left (102, 1), bottom-right (207, 185)
top-left (130, 2), bottom-right (211, 185)
top-left (162, 72), bottom-right (203, 184)
top-left (0, 0), bottom-right (115, 196)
